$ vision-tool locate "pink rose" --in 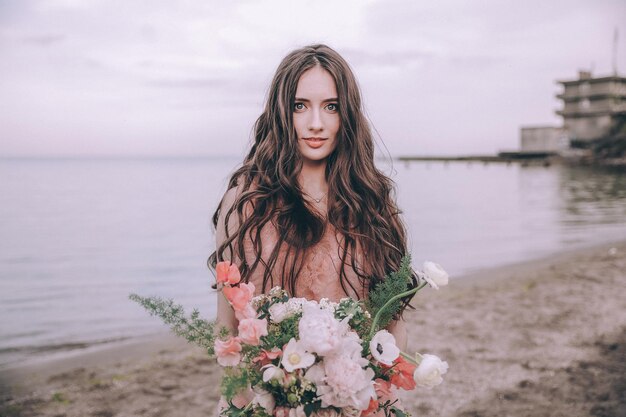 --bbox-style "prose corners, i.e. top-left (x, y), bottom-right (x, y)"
top-left (238, 317), bottom-right (268, 346)
top-left (223, 282), bottom-right (255, 311)
top-left (216, 261), bottom-right (241, 285)
top-left (214, 336), bottom-right (242, 366)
